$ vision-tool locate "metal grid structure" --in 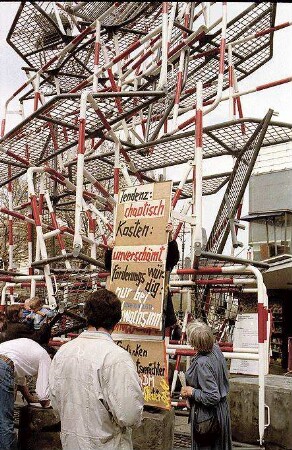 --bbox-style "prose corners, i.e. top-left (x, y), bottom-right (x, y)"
top-left (6, 2), bottom-right (277, 106)
top-left (180, 3), bottom-right (276, 109)
top-left (2, 115), bottom-right (291, 195)
top-left (0, 91), bottom-right (164, 187)
top-left (1, 3), bottom-right (292, 443)
top-left (174, 172), bottom-right (232, 197)
top-left (1, 0), bottom-right (291, 335)
top-left (206, 110), bottom-right (274, 254)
